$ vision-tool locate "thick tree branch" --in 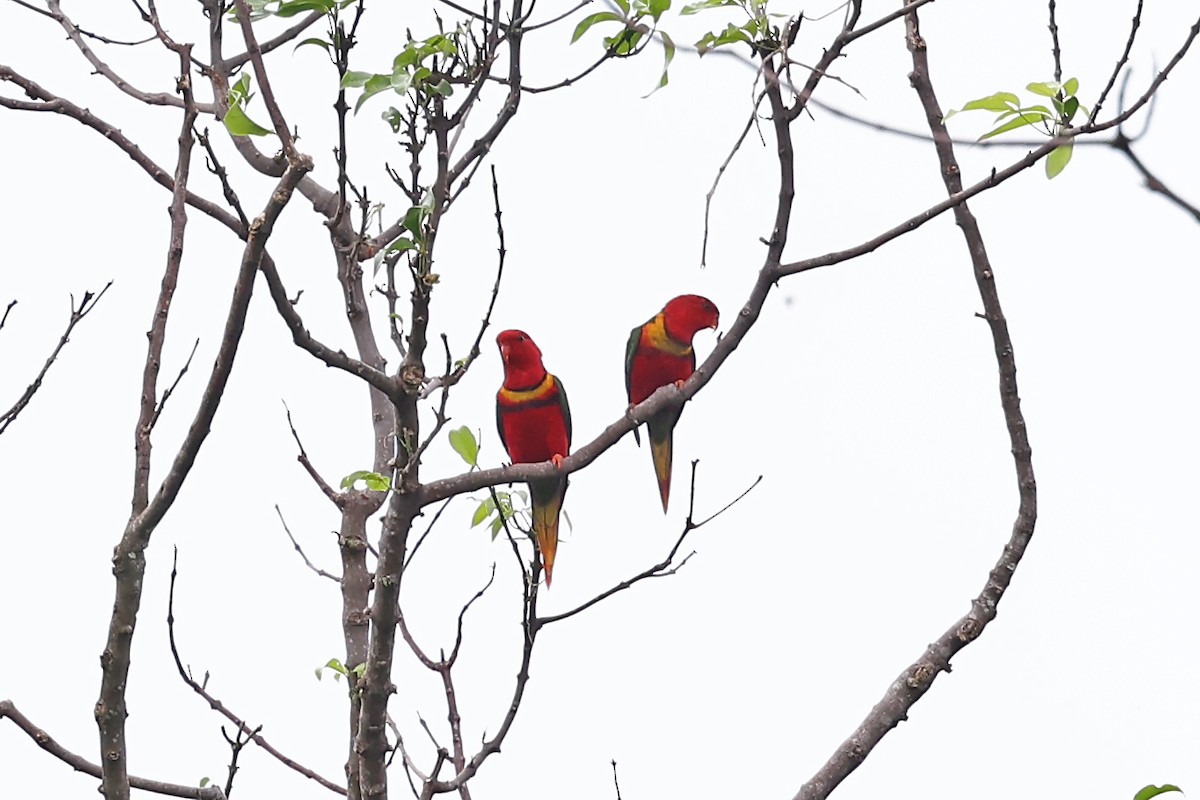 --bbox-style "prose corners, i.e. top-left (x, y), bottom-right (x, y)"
top-left (0, 700), bottom-right (226, 800)
top-left (795, 6), bottom-right (1040, 796)
top-left (0, 66), bottom-right (244, 235)
top-left (43, 0), bottom-right (211, 111)
top-left (98, 113), bottom-right (311, 800)
top-left (230, 0), bottom-right (299, 157)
